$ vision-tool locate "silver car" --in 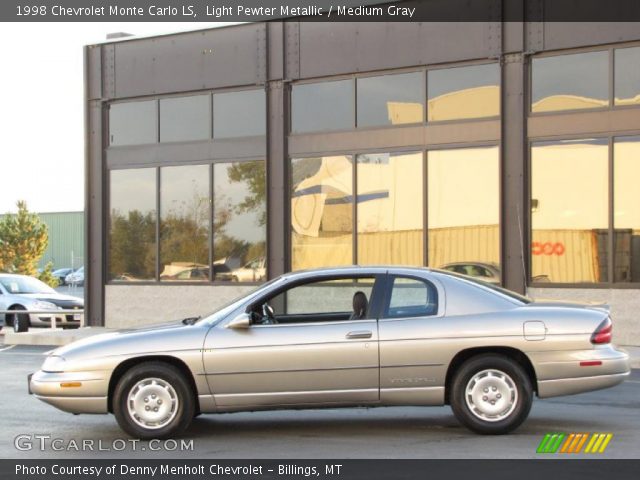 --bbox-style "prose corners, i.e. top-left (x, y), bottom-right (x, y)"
top-left (0, 274), bottom-right (84, 332)
top-left (29, 267), bottom-right (630, 439)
